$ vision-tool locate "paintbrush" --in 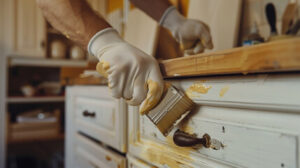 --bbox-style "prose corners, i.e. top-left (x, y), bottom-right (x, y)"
top-left (96, 62), bottom-right (194, 136)
top-left (145, 84), bottom-right (194, 136)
